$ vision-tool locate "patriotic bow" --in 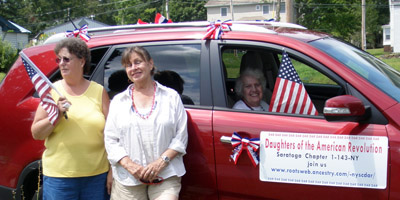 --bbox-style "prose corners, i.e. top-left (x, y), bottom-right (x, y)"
top-left (230, 132), bottom-right (260, 167)
top-left (65, 24), bottom-right (90, 42)
top-left (202, 20), bottom-right (232, 40)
